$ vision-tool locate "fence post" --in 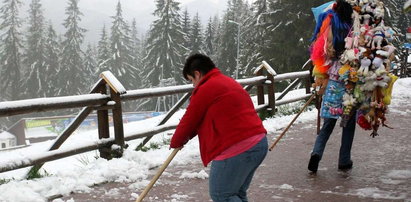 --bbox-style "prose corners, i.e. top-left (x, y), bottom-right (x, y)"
top-left (111, 89), bottom-right (125, 157)
top-left (305, 74), bottom-right (312, 94)
top-left (96, 83), bottom-right (111, 159)
top-left (267, 74), bottom-right (276, 116)
top-left (100, 71), bottom-right (127, 158)
top-left (256, 68), bottom-right (265, 106)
